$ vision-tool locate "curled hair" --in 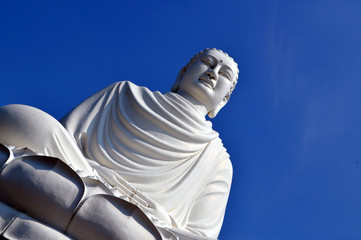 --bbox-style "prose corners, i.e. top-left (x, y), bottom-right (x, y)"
top-left (183, 48), bottom-right (239, 100)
